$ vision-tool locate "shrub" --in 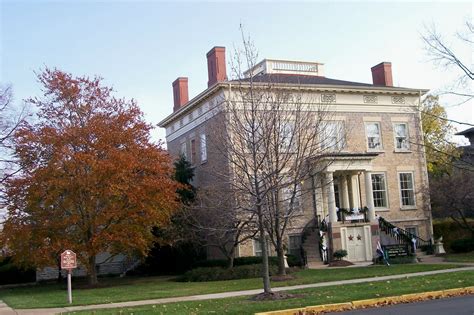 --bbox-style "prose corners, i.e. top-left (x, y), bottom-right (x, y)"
top-left (178, 264), bottom-right (281, 282)
top-left (0, 257), bottom-right (36, 285)
top-left (333, 249), bottom-right (348, 260)
top-left (450, 238), bottom-right (474, 253)
top-left (193, 255), bottom-right (302, 269)
top-left (433, 219), bottom-right (474, 252)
